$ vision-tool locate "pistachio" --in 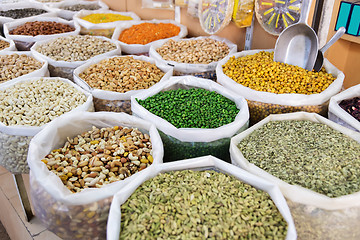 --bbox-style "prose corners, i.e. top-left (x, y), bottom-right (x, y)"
top-left (120, 170), bottom-right (287, 239)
